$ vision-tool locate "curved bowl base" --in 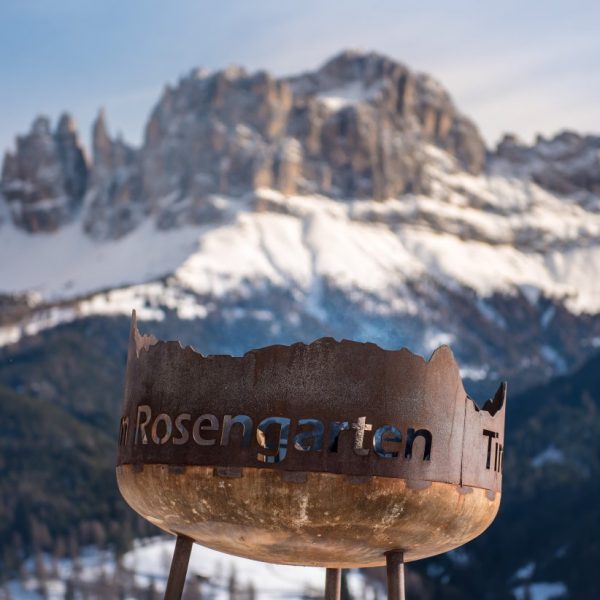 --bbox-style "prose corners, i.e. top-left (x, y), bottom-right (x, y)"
top-left (117, 464), bottom-right (499, 568)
